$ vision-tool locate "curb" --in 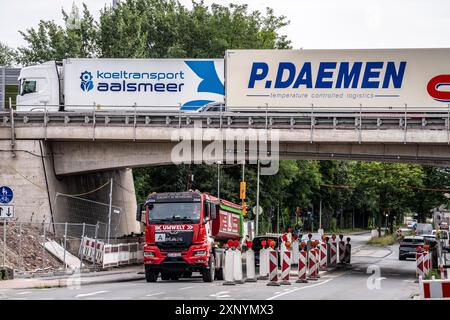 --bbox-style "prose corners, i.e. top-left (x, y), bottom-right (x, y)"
top-left (0, 273), bottom-right (145, 290)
